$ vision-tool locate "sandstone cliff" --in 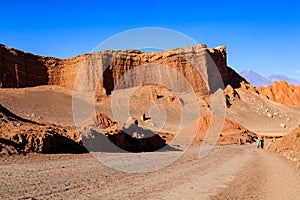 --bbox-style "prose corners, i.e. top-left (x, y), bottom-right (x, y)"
top-left (0, 44), bottom-right (246, 96)
top-left (0, 44), bottom-right (49, 87)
